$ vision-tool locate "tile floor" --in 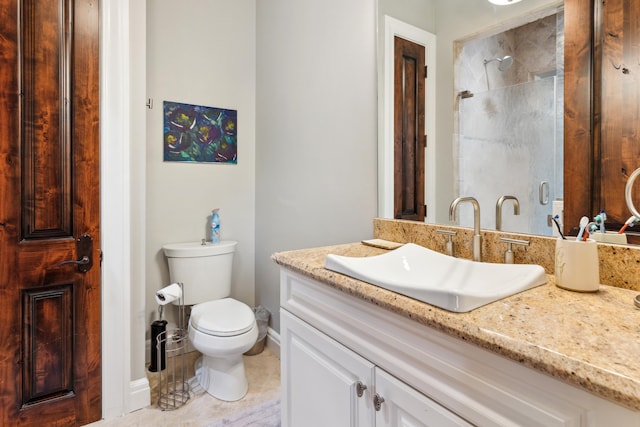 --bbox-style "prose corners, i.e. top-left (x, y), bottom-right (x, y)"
top-left (88, 347), bottom-right (281, 426)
